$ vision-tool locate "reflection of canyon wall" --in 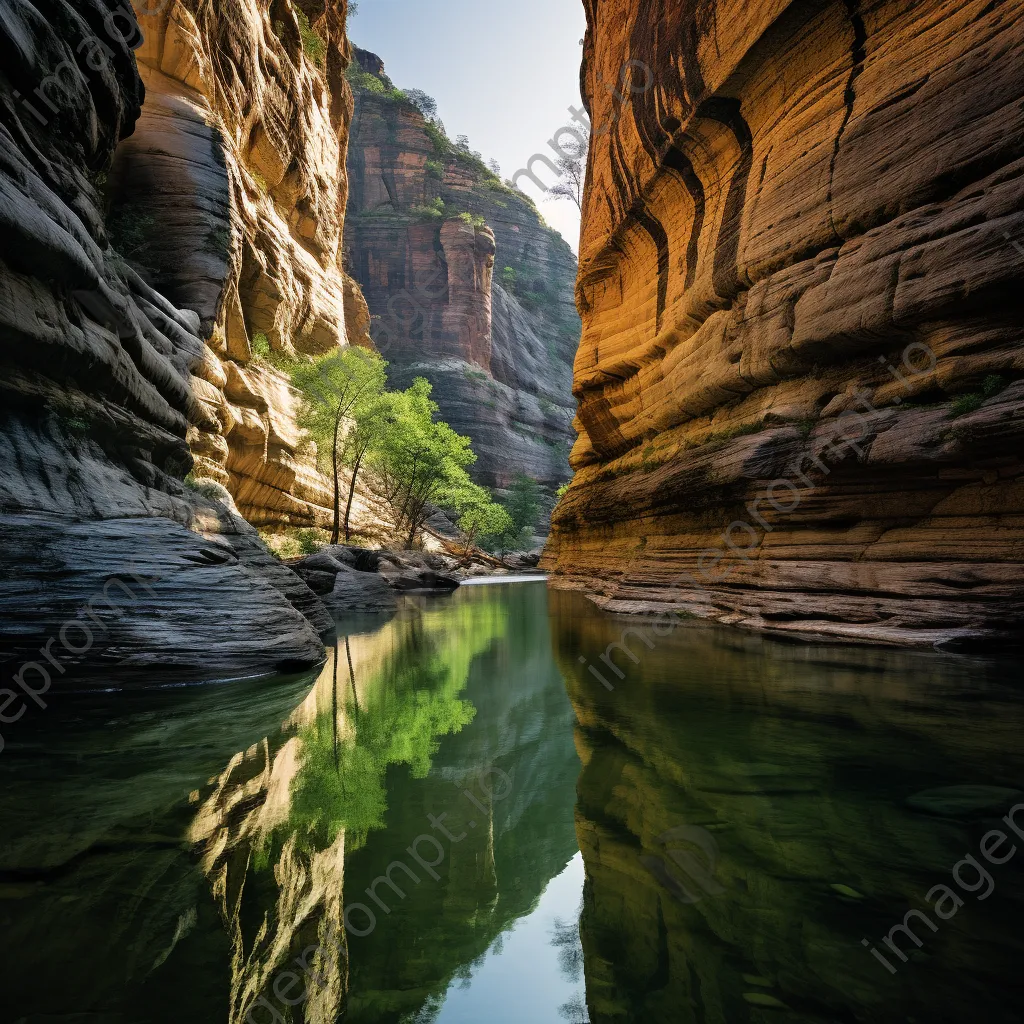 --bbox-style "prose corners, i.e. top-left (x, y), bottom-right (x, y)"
top-left (0, 0), bottom-right (329, 677)
top-left (545, 2), bottom-right (1024, 645)
top-left (117, 0), bottom-right (369, 528)
top-left (0, 670), bottom-right (319, 1021)
top-left (551, 590), bottom-right (1024, 1023)
top-left (345, 51), bottom-right (579, 492)
top-left (552, 593), bottom-right (1024, 1024)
